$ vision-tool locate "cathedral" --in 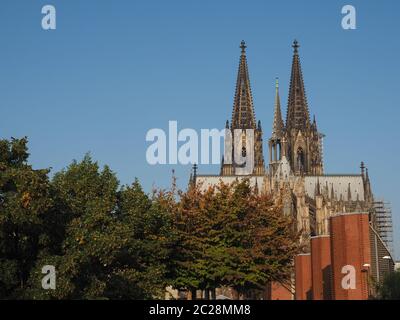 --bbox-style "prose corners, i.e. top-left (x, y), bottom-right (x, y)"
top-left (194, 40), bottom-right (394, 300)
